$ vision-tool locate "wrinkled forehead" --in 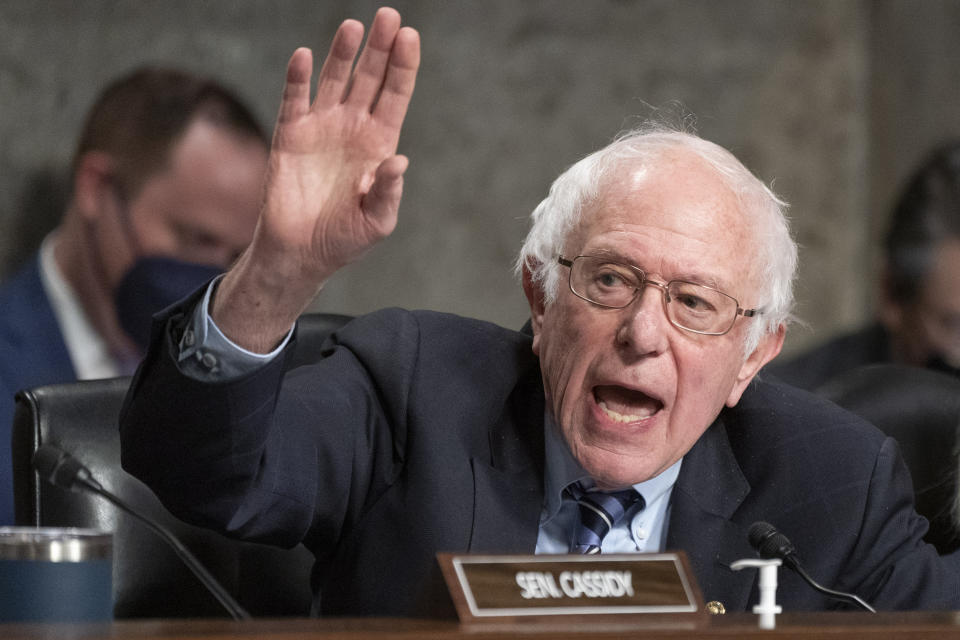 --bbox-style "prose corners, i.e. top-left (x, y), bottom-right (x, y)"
top-left (572, 154), bottom-right (766, 294)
